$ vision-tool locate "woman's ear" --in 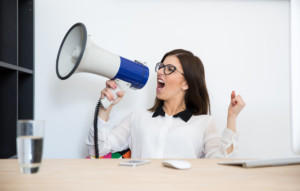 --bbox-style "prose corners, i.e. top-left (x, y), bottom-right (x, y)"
top-left (182, 81), bottom-right (189, 91)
